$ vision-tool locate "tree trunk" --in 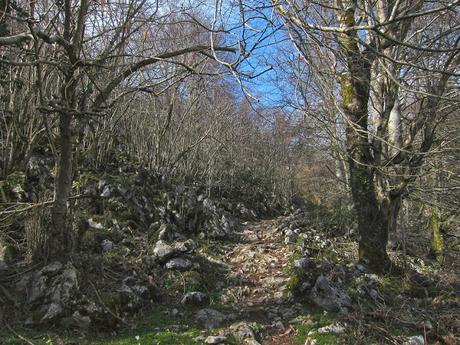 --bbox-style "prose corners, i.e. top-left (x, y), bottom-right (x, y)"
top-left (335, 1), bottom-right (397, 273)
top-left (49, 112), bottom-right (73, 258)
top-left (348, 156), bottom-right (392, 272)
